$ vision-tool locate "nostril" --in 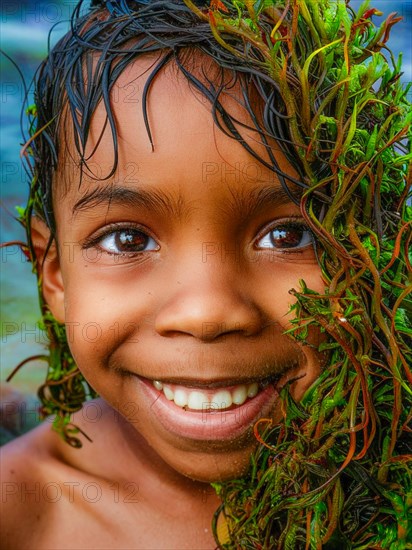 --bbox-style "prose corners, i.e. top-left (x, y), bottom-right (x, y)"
top-left (200, 321), bottom-right (262, 340)
top-left (154, 294), bottom-right (264, 341)
top-left (156, 323), bottom-right (256, 341)
top-left (201, 322), bottom-right (228, 341)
